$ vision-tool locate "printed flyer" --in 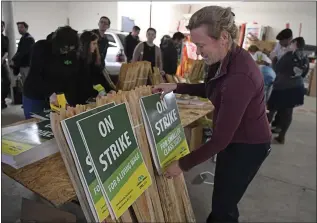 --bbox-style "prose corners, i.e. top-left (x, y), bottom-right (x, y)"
top-left (140, 92), bottom-right (190, 174)
top-left (77, 103), bottom-right (152, 219)
top-left (61, 103), bottom-right (115, 222)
